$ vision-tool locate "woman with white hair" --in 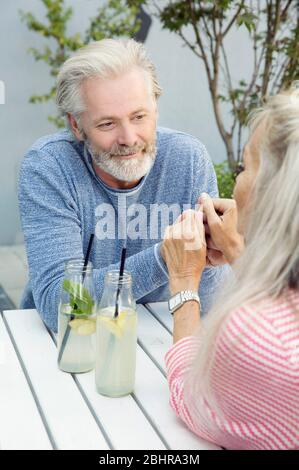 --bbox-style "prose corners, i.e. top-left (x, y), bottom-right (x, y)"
top-left (161, 85), bottom-right (299, 450)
